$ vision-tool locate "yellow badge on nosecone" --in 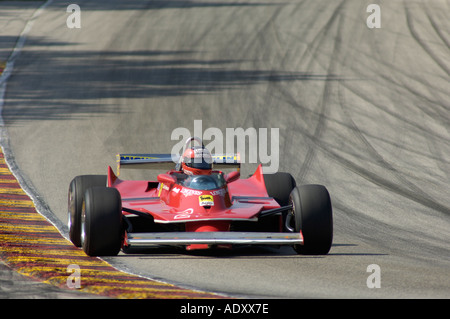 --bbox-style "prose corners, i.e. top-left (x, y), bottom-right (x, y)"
top-left (199, 194), bottom-right (214, 206)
